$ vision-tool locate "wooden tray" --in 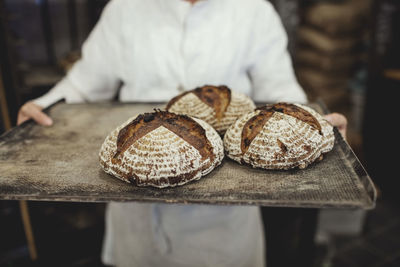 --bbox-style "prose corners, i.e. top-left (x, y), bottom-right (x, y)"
top-left (0, 102), bottom-right (376, 208)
